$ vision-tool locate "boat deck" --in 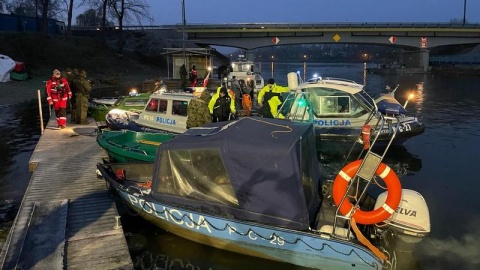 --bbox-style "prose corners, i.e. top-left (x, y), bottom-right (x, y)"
top-left (0, 117), bottom-right (133, 269)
